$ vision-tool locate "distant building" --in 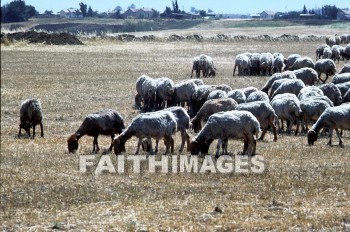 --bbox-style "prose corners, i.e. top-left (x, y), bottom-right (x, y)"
top-left (260, 11), bottom-right (276, 19)
top-left (337, 9), bottom-right (350, 20)
top-left (123, 8), bottom-right (154, 18)
top-left (60, 8), bottom-right (82, 18)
